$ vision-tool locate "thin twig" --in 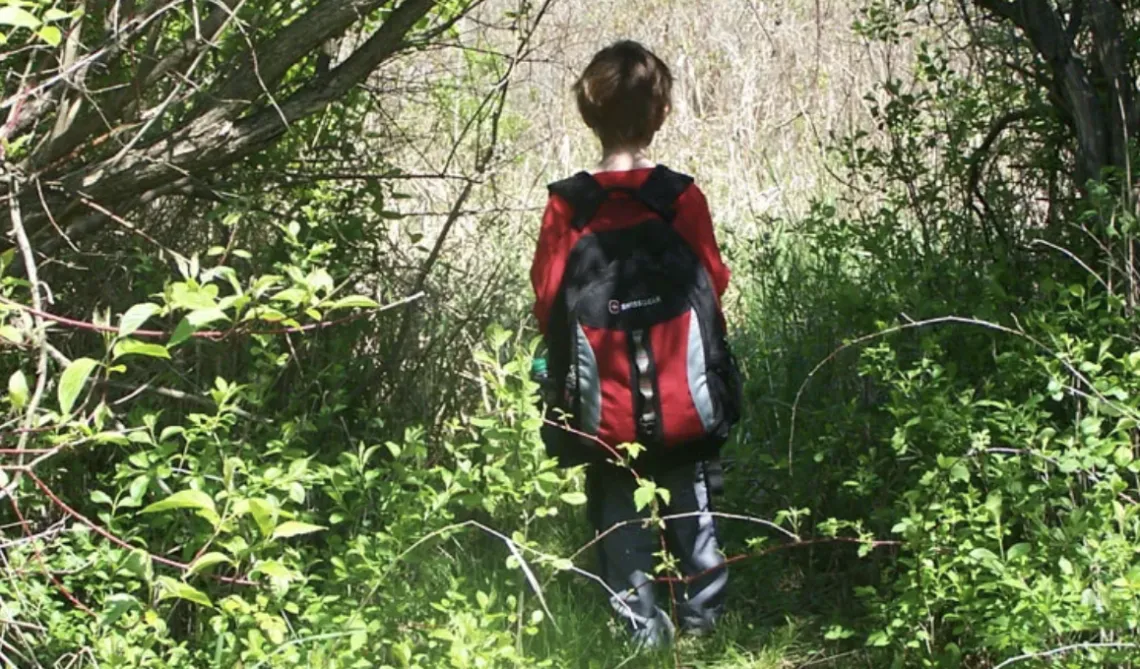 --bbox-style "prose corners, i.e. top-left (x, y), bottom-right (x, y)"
top-left (25, 470), bottom-right (254, 586)
top-left (1031, 238), bottom-right (1109, 290)
top-left (6, 493), bottom-right (94, 615)
top-left (1, 176), bottom-right (48, 503)
top-left (788, 315), bottom-right (1137, 473)
top-left (567, 511), bottom-right (802, 564)
top-left (0, 291), bottom-right (423, 341)
top-left (0, 1), bottom-right (184, 113)
top-left (991, 642), bottom-right (1140, 669)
